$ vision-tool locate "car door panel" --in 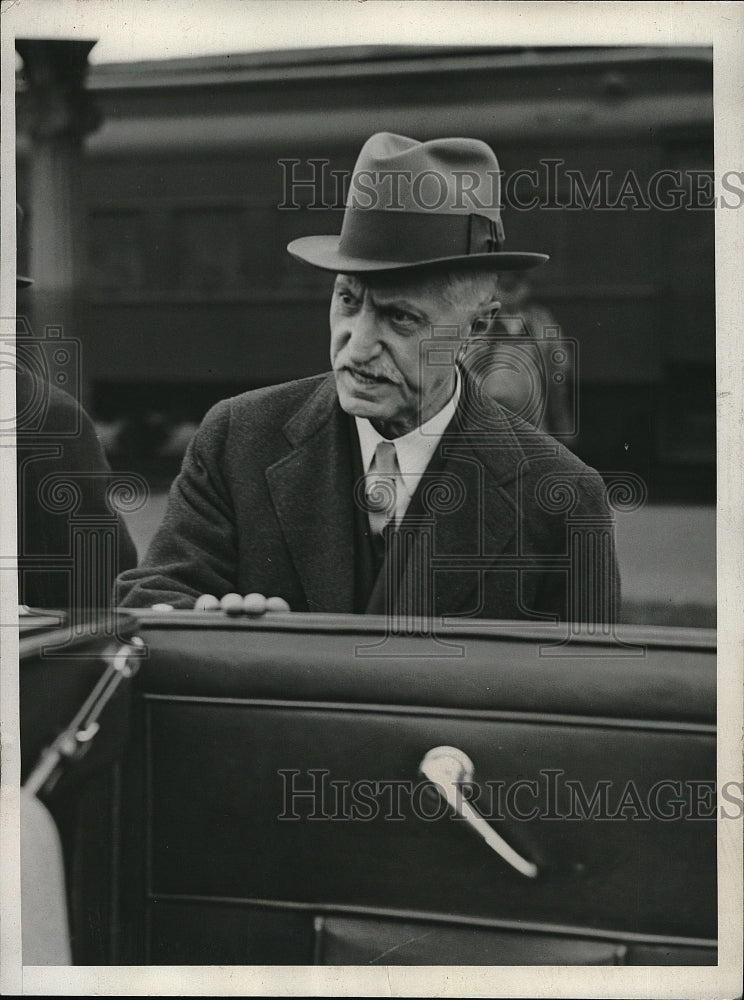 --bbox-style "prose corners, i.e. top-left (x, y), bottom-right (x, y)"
top-left (116, 612), bottom-right (716, 966)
